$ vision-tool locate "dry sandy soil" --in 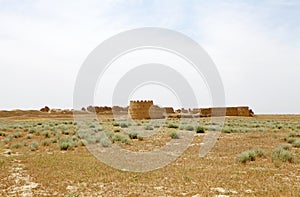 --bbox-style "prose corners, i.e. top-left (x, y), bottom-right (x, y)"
top-left (0, 111), bottom-right (300, 196)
